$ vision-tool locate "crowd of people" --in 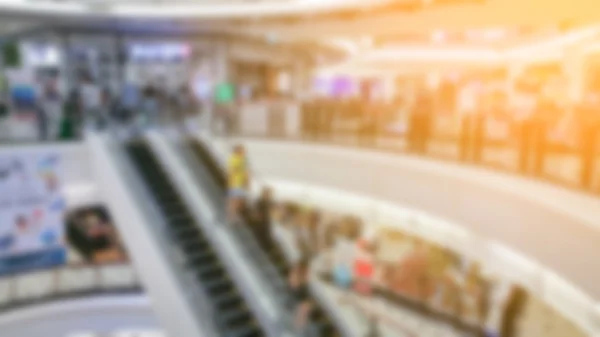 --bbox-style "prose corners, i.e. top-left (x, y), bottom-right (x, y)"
top-left (224, 145), bottom-right (321, 335)
top-left (299, 89), bottom-right (600, 147)
top-left (4, 72), bottom-right (198, 142)
top-left (224, 143), bottom-right (531, 337)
